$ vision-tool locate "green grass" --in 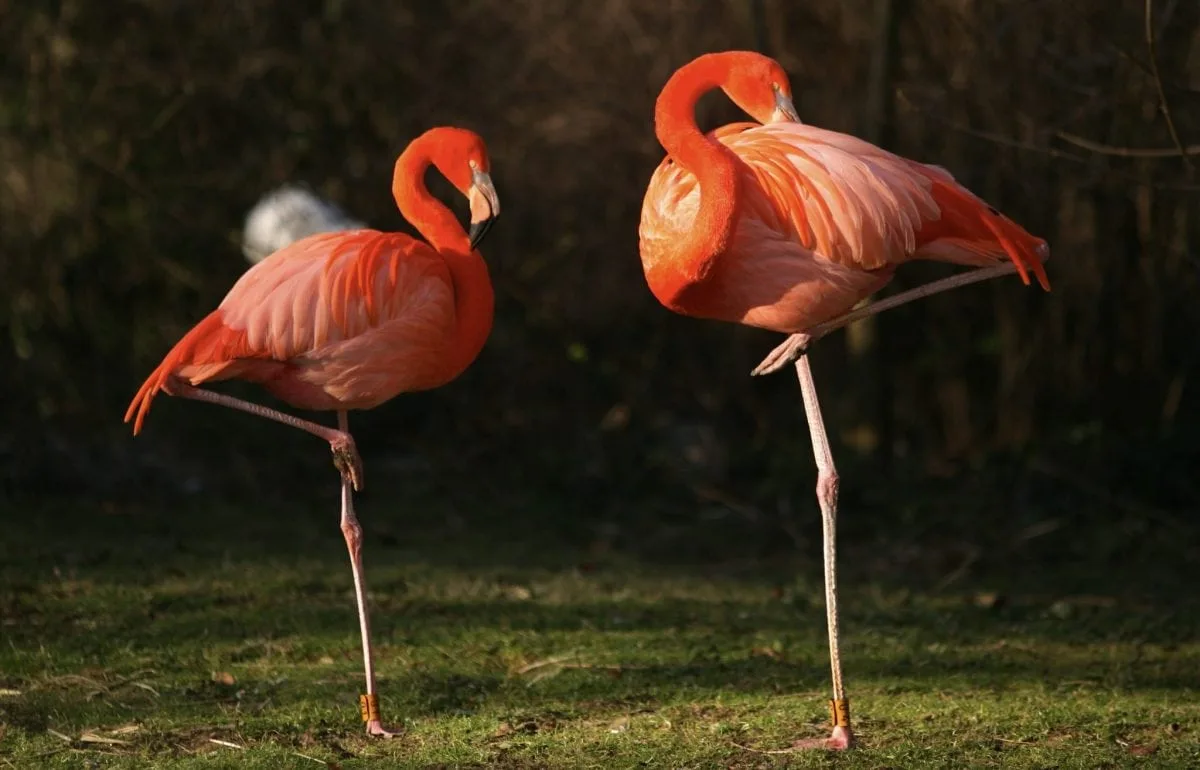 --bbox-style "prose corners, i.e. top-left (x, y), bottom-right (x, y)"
top-left (2, 470), bottom-right (1198, 768)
